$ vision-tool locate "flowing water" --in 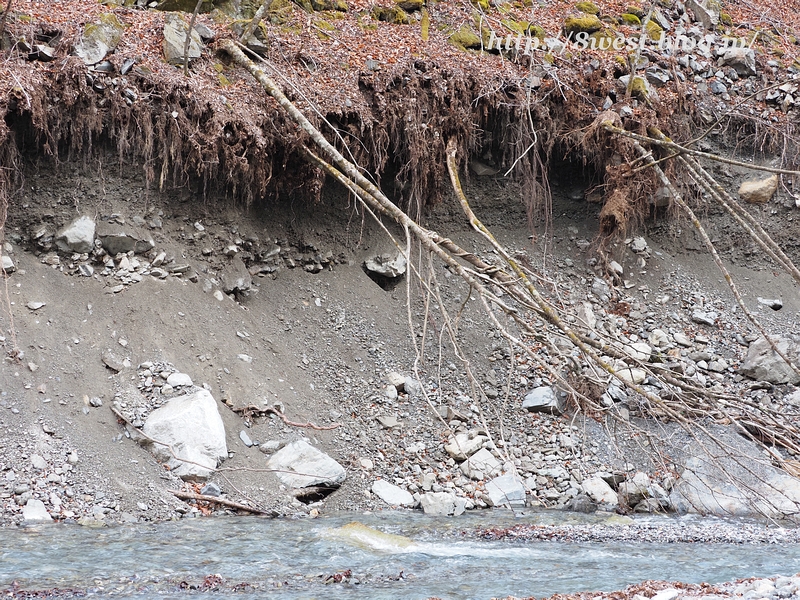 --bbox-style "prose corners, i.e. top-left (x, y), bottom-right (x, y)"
top-left (1, 510), bottom-right (799, 599)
